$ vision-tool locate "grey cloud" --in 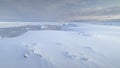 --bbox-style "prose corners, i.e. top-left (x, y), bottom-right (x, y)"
top-left (0, 0), bottom-right (120, 22)
top-left (87, 6), bottom-right (120, 16)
